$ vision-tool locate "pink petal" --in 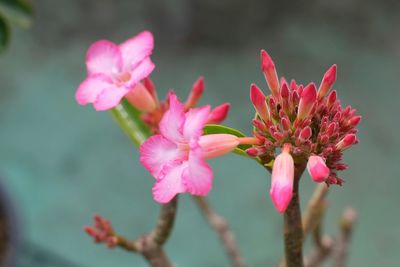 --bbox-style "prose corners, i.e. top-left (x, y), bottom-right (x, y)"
top-left (125, 57), bottom-right (155, 88)
top-left (140, 135), bottom-right (184, 178)
top-left (152, 162), bottom-right (187, 203)
top-left (86, 40), bottom-right (122, 76)
top-left (93, 84), bottom-right (130, 111)
top-left (159, 92), bottom-right (185, 143)
top-left (183, 105), bottom-right (211, 141)
top-left (184, 146), bottom-right (213, 196)
top-left (119, 31), bottom-right (154, 70)
top-left (75, 74), bottom-right (113, 105)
